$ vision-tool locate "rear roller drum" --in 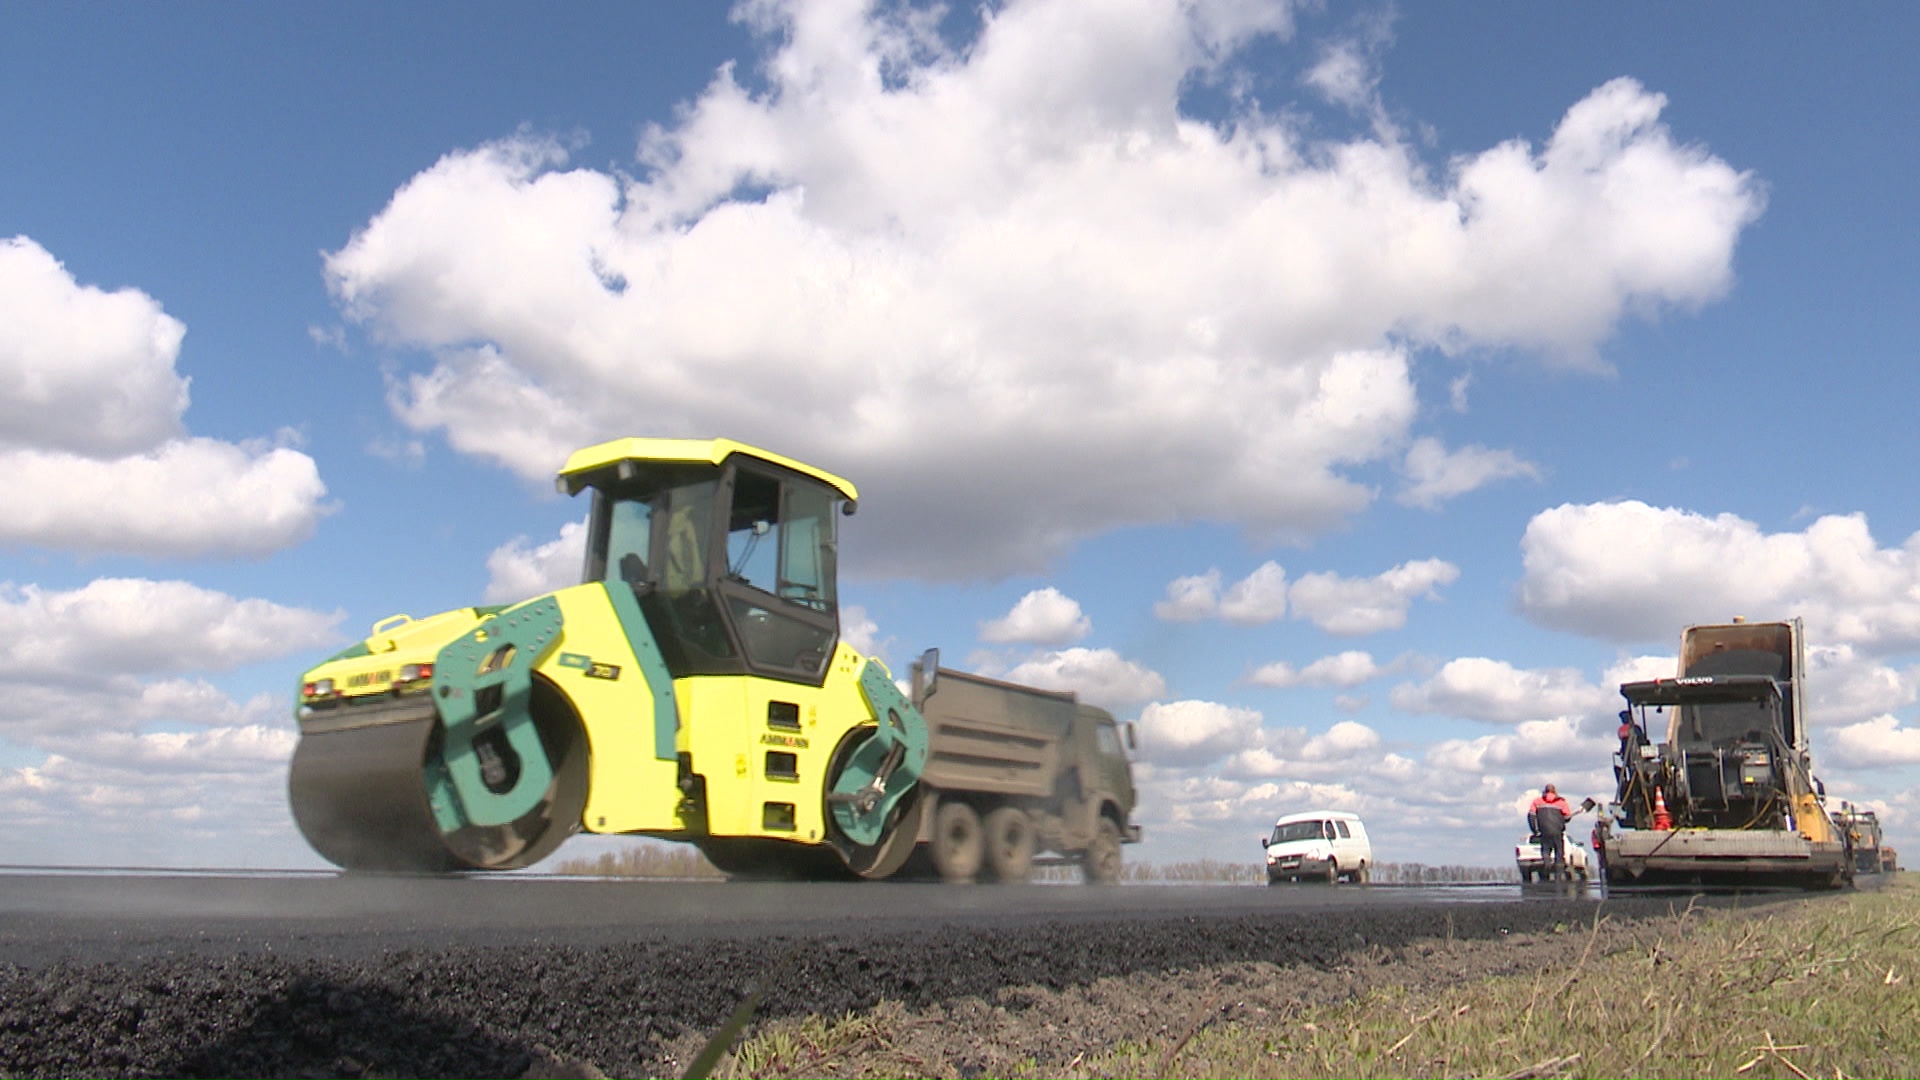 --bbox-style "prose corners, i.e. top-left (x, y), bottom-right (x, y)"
top-left (822, 726), bottom-right (926, 880)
